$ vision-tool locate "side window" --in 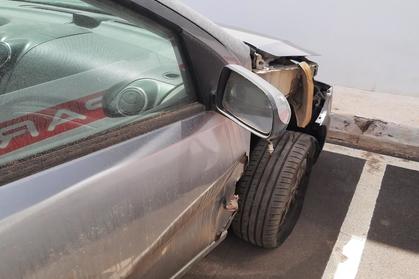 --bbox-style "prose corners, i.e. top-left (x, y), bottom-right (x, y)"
top-left (0, 0), bottom-right (195, 167)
